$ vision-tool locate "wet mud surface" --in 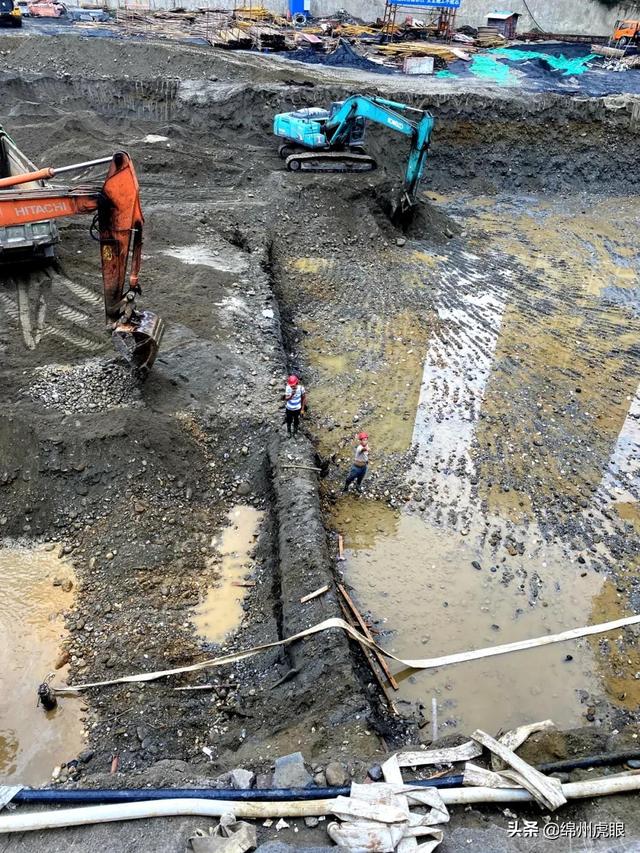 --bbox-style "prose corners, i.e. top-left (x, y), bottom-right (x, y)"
top-left (0, 33), bottom-right (639, 795)
top-left (0, 544), bottom-right (84, 784)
